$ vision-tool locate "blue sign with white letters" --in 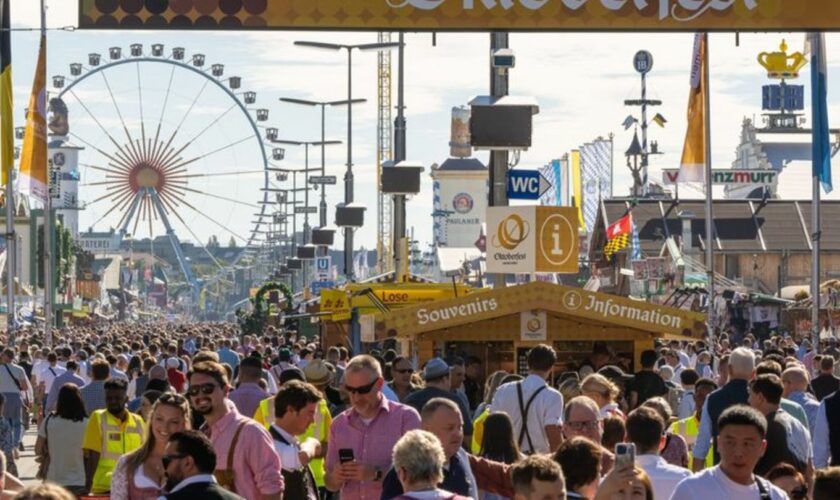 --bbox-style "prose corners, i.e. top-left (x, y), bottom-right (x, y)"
top-left (507, 170), bottom-right (552, 200)
top-left (311, 280), bottom-right (335, 296)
